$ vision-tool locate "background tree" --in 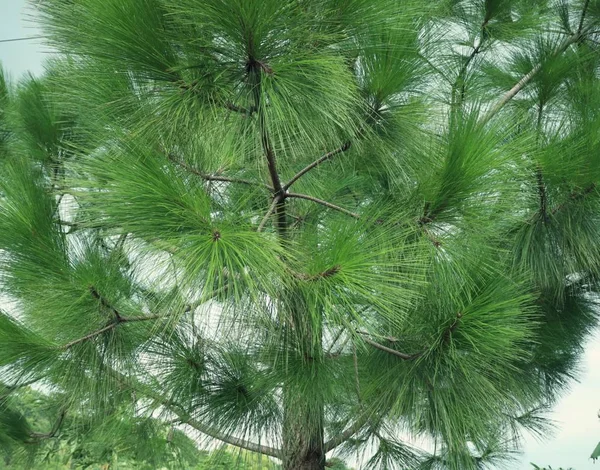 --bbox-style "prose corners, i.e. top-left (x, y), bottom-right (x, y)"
top-left (1, 0), bottom-right (600, 469)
